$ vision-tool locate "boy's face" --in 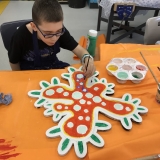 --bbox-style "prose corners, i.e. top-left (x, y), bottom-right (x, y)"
top-left (31, 21), bottom-right (63, 46)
